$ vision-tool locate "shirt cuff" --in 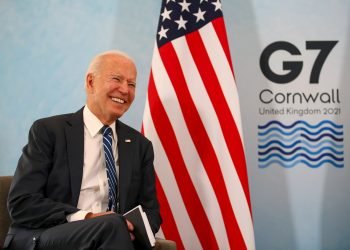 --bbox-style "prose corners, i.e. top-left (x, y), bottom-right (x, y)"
top-left (66, 210), bottom-right (90, 222)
